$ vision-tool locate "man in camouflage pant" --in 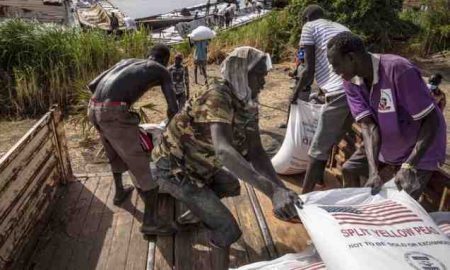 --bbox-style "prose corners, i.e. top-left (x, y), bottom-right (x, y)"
top-left (152, 47), bottom-right (301, 270)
